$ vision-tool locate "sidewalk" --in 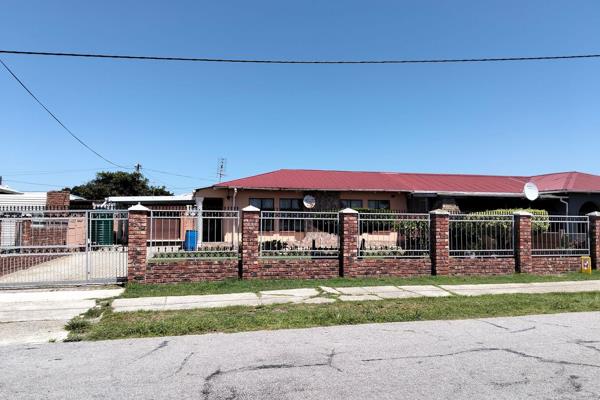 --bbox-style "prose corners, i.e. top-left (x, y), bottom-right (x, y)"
top-left (112, 280), bottom-right (600, 313)
top-left (0, 288), bottom-right (124, 345)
